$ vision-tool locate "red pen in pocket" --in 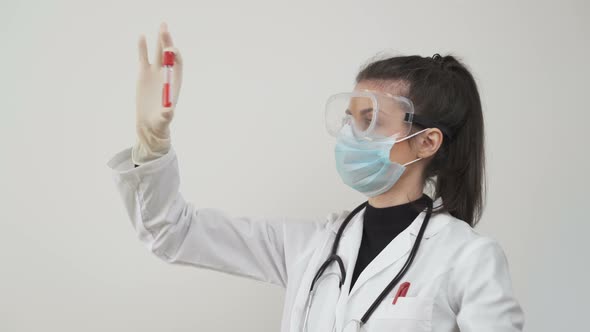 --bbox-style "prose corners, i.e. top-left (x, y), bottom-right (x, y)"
top-left (393, 281), bottom-right (410, 304)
